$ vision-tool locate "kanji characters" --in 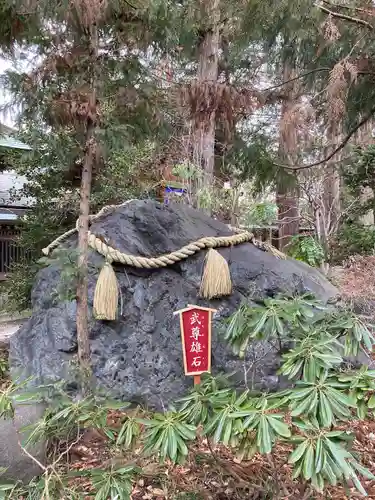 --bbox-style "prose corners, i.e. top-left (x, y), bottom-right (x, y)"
top-left (190, 311), bottom-right (201, 325)
top-left (190, 341), bottom-right (202, 353)
top-left (191, 326), bottom-right (202, 341)
top-left (192, 357), bottom-right (202, 367)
